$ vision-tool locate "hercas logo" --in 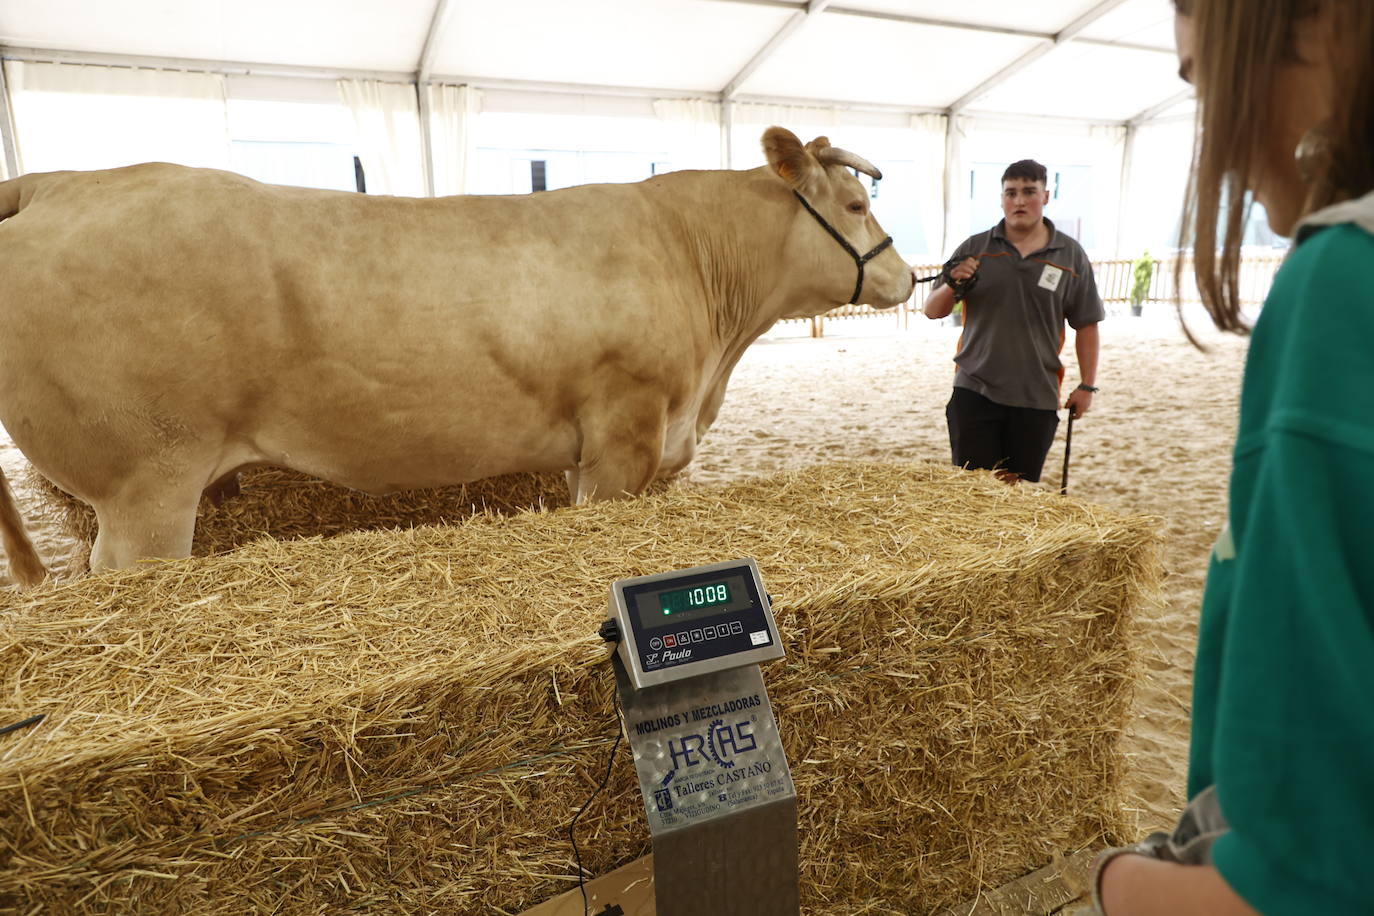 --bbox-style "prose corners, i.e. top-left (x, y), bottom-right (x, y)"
top-left (668, 718), bottom-right (757, 772)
